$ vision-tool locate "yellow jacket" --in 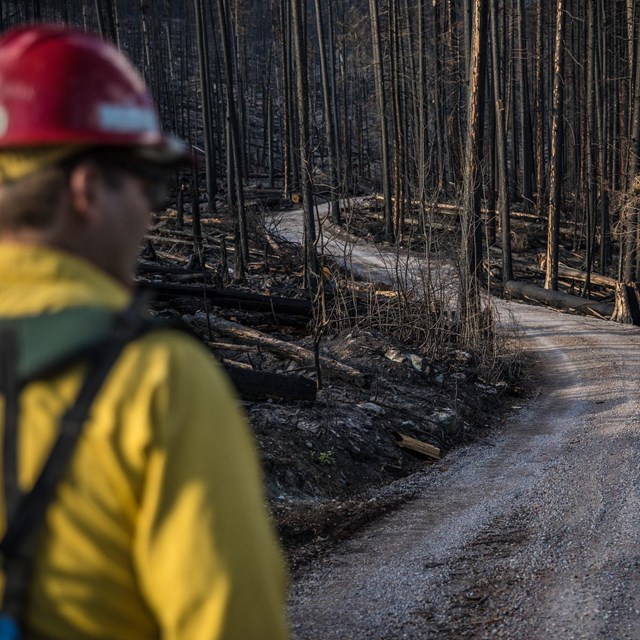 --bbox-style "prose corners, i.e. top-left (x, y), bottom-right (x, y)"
top-left (0, 244), bottom-right (289, 639)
